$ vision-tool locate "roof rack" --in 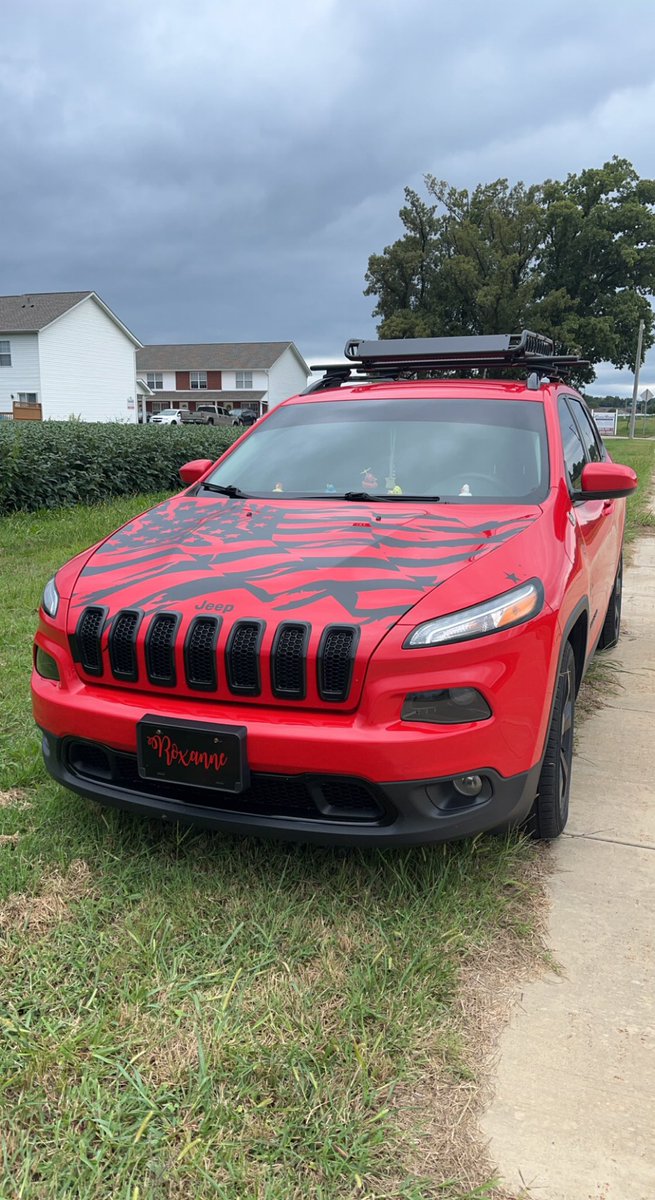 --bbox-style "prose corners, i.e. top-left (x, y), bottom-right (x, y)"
top-left (303, 332), bottom-right (587, 393)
